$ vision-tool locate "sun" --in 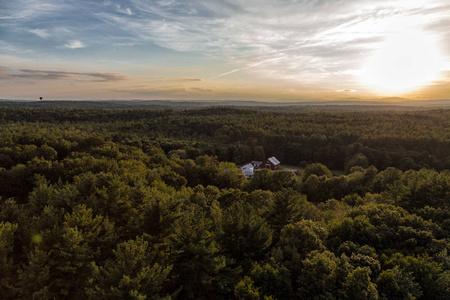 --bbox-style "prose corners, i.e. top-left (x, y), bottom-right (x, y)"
top-left (361, 30), bottom-right (443, 95)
